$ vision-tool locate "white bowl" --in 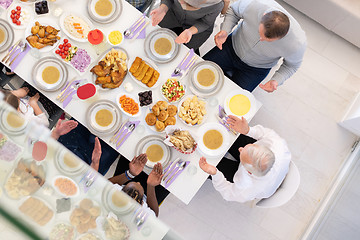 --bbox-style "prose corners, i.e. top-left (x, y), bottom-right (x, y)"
top-left (224, 89), bottom-right (257, 121)
top-left (116, 92), bottom-right (141, 118)
top-left (197, 122), bottom-right (230, 158)
top-left (107, 29), bottom-right (123, 46)
top-left (52, 175), bottom-right (80, 198)
top-left (192, 64), bottom-right (219, 92)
